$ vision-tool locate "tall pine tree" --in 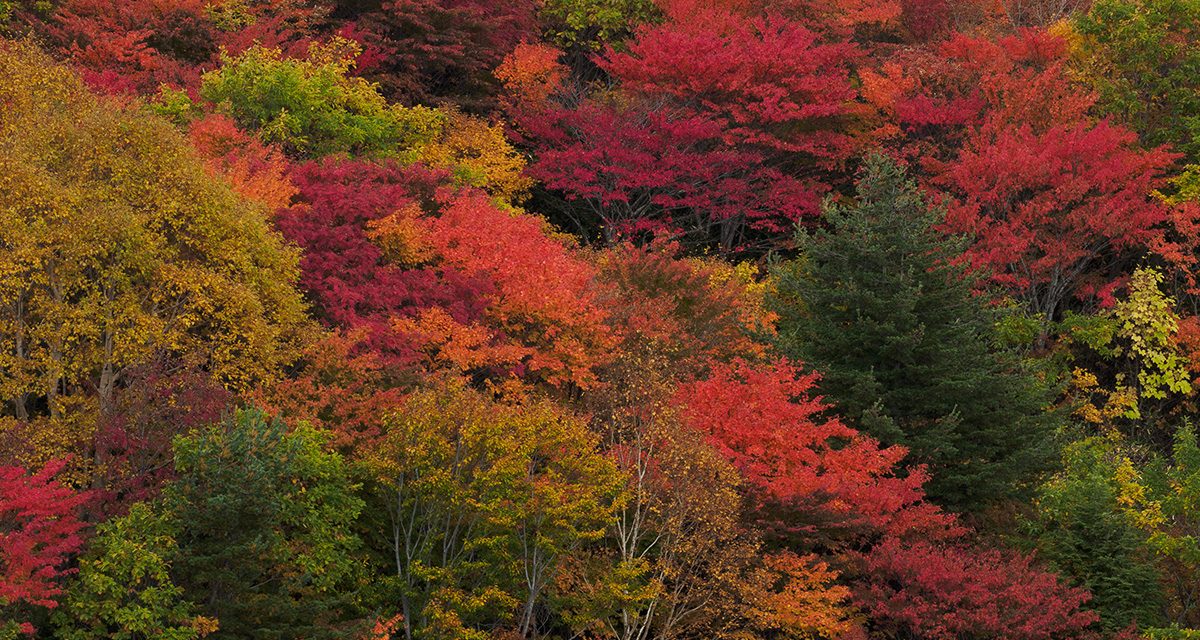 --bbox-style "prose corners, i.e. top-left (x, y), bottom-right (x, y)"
top-left (770, 153), bottom-right (1056, 511)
